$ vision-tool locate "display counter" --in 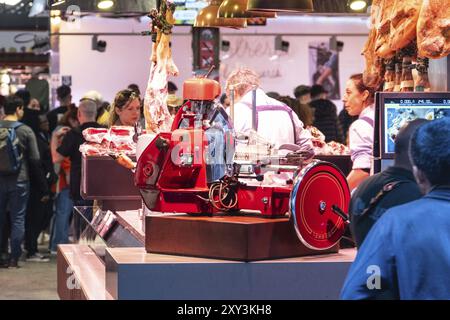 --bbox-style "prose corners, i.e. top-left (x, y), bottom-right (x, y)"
top-left (58, 206), bottom-right (356, 300)
top-left (58, 148), bottom-right (356, 300)
top-left (81, 155), bottom-right (141, 211)
top-left (58, 242), bottom-right (356, 300)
